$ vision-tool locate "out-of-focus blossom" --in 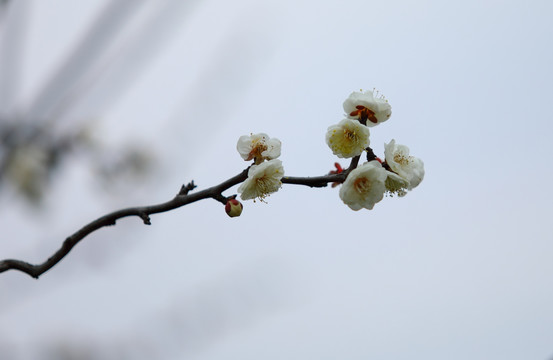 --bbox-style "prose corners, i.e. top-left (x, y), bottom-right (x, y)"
top-left (339, 160), bottom-right (387, 210)
top-left (5, 145), bottom-right (49, 201)
top-left (237, 133), bottom-right (281, 164)
top-left (326, 119), bottom-right (370, 158)
top-left (343, 90), bottom-right (391, 127)
top-left (238, 159), bottom-right (284, 201)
